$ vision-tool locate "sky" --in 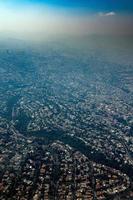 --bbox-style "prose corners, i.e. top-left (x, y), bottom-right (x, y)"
top-left (0, 0), bottom-right (133, 40)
